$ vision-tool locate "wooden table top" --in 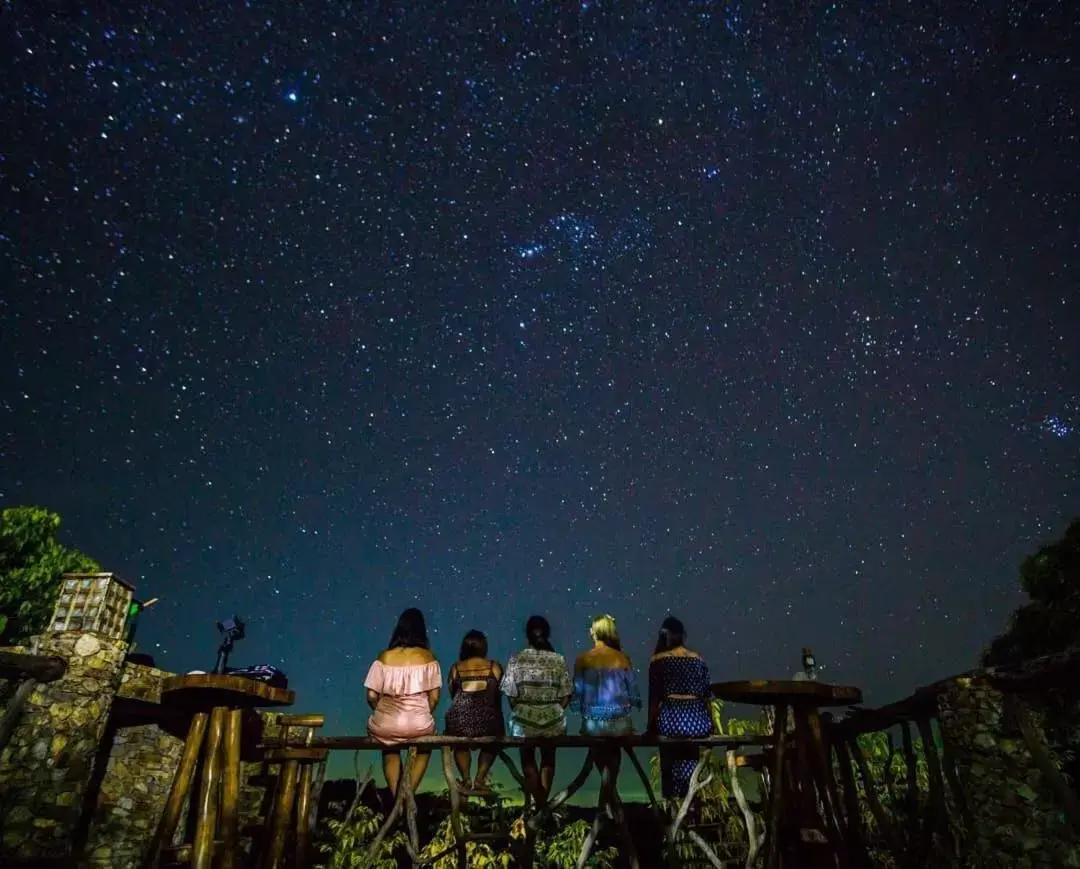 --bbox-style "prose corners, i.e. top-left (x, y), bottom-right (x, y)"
top-left (711, 679), bottom-right (862, 707)
top-left (162, 673), bottom-right (295, 710)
